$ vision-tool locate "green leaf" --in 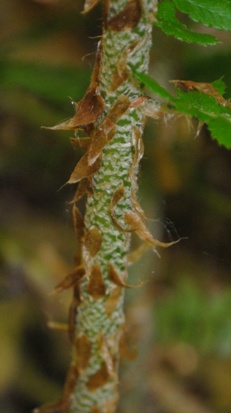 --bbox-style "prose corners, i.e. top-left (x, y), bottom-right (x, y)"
top-left (173, 0), bottom-right (231, 31)
top-left (208, 116), bottom-right (231, 148)
top-left (212, 78), bottom-right (226, 95)
top-left (155, 0), bottom-right (218, 45)
top-left (173, 90), bottom-right (231, 148)
top-left (134, 69), bottom-right (231, 149)
top-left (132, 70), bottom-right (174, 101)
